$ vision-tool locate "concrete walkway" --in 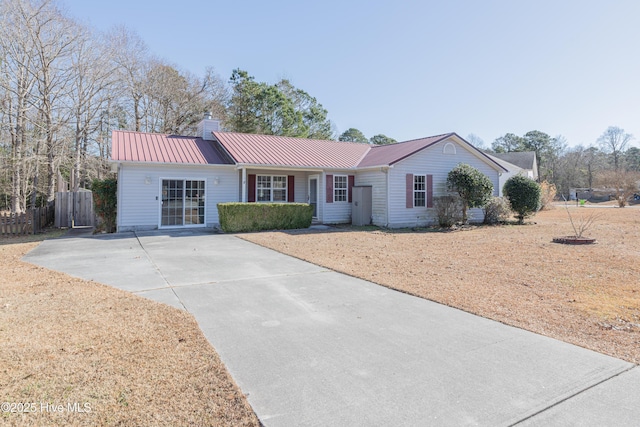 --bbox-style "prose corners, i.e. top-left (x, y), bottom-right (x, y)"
top-left (24, 229), bottom-right (639, 426)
